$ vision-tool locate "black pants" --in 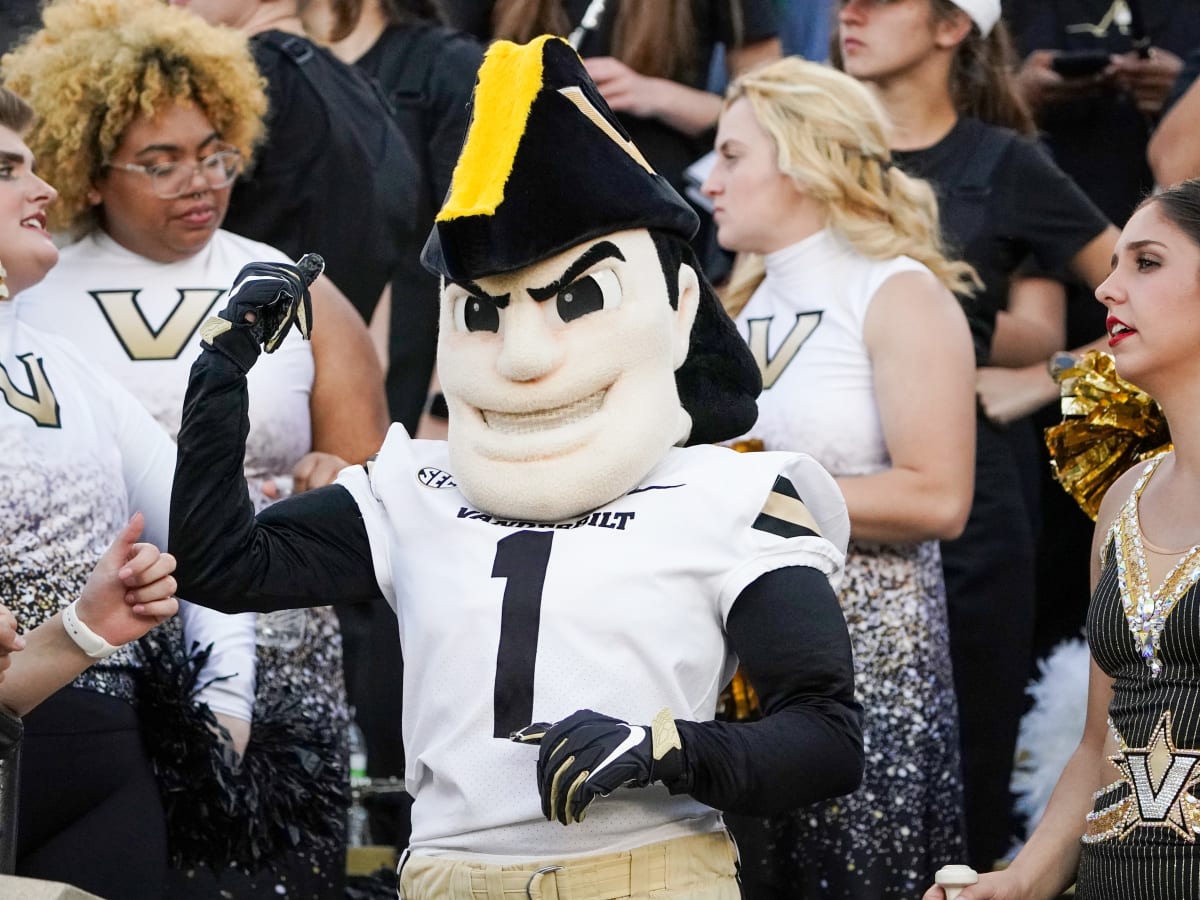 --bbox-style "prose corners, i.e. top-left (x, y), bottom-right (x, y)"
top-left (941, 419), bottom-right (1038, 872)
top-left (17, 687), bottom-right (167, 899)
